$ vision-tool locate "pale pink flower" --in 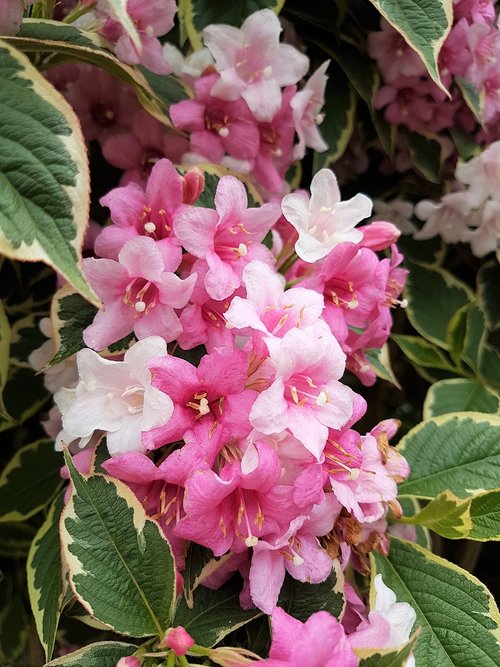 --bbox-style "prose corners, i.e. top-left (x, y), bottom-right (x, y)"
top-left (97, 158), bottom-right (197, 267)
top-left (170, 73), bottom-right (260, 164)
top-left (291, 60), bottom-right (330, 159)
top-left (174, 175), bottom-right (280, 300)
top-left (368, 20), bottom-right (426, 82)
top-left (414, 192), bottom-right (473, 243)
top-left (97, 0), bottom-right (176, 74)
top-left (162, 43), bottom-right (214, 88)
top-left (372, 199), bottom-right (416, 236)
top-left (225, 259), bottom-right (324, 358)
top-left (468, 199), bottom-right (500, 257)
top-left (455, 141), bottom-right (500, 203)
top-left (116, 657), bottom-right (140, 667)
top-left (55, 337), bottom-right (173, 456)
top-left (203, 9), bottom-right (309, 121)
top-left (249, 323), bottom-right (355, 459)
top-left (453, 0), bottom-right (495, 23)
top-left (281, 169), bottom-right (372, 263)
top-left (349, 574), bottom-right (416, 665)
top-left (83, 236), bottom-right (196, 350)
